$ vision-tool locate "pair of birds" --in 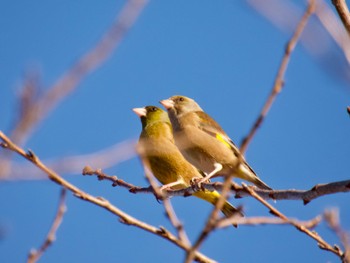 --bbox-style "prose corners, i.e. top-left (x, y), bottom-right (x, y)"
top-left (133, 95), bottom-right (271, 223)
